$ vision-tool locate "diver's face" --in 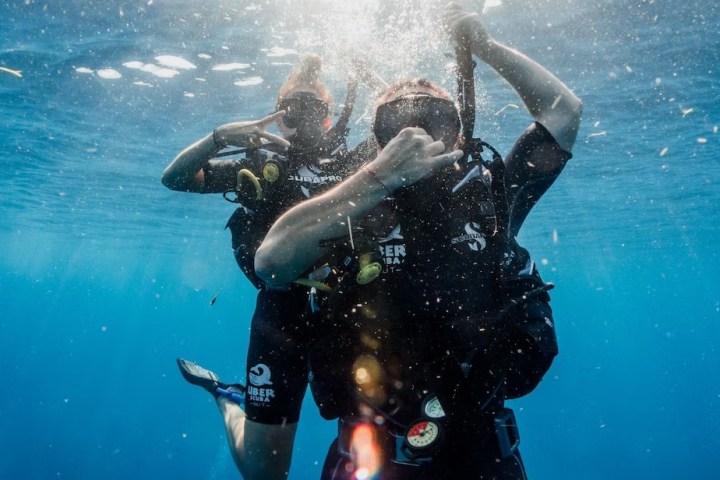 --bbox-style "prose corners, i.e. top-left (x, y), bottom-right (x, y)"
top-left (277, 89), bottom-right (330, 150)
top-left (373, 87), bottom-right (461, 152)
